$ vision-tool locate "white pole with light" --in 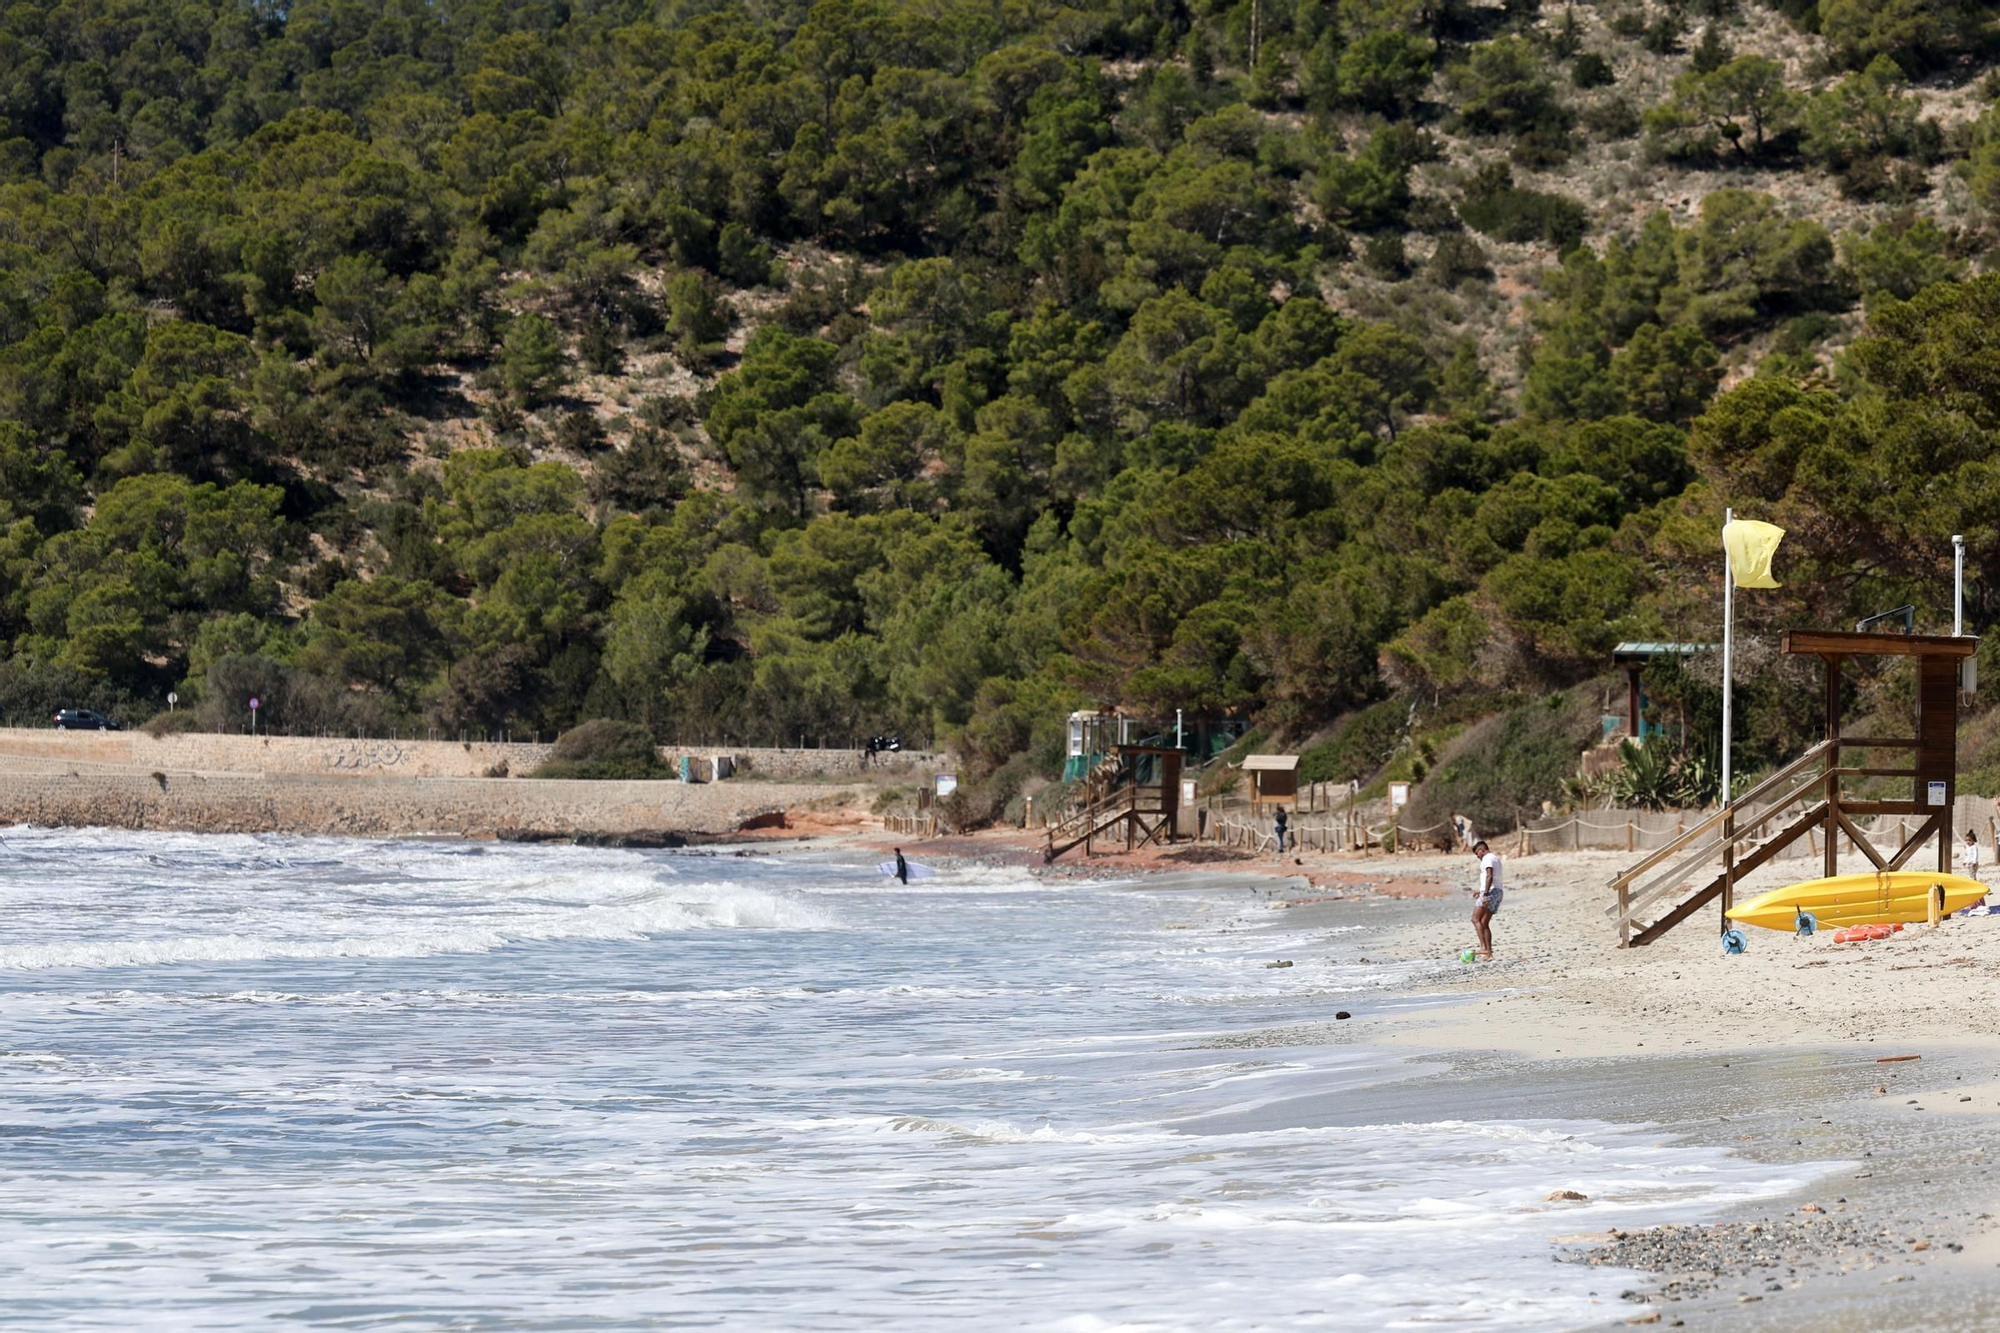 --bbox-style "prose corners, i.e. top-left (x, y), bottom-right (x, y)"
top-left (1721, 507), bottom-right (1733, 810)
top-left (1954, 534), bottom-right (1965, 636)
